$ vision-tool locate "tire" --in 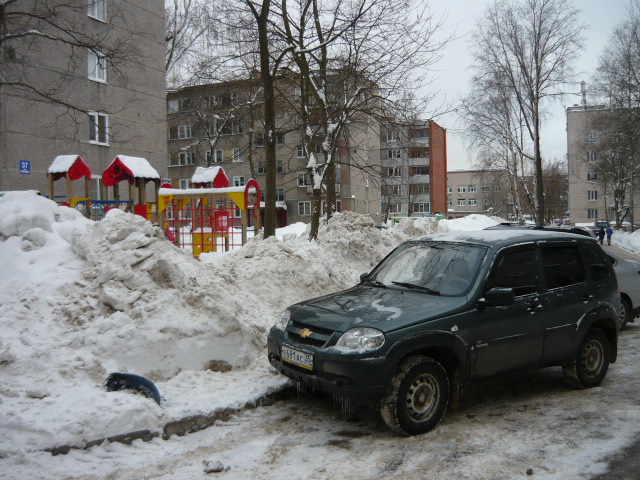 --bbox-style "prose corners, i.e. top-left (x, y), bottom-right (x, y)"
top-left (562, 329), bottom-right (610, 389)
top-left (380, 356), bottom-right (449, 436)
top-left (618, 297), bottom-right (631, 330)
